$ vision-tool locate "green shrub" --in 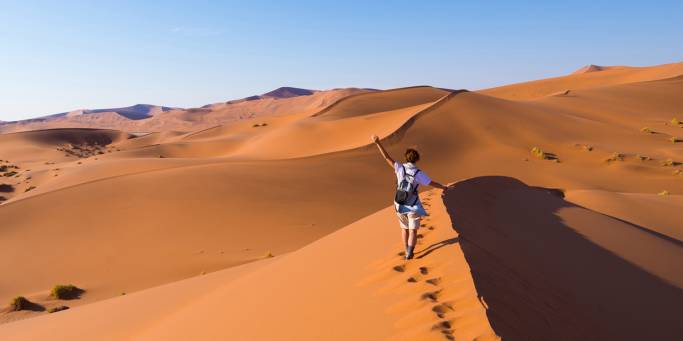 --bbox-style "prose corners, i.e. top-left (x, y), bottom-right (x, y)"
top-left (9, 296), bottom-right (30, 311)
top-left (50, 284), bottom-right (83, 299)
top-left (671, 118), bottom-right (682, 126)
